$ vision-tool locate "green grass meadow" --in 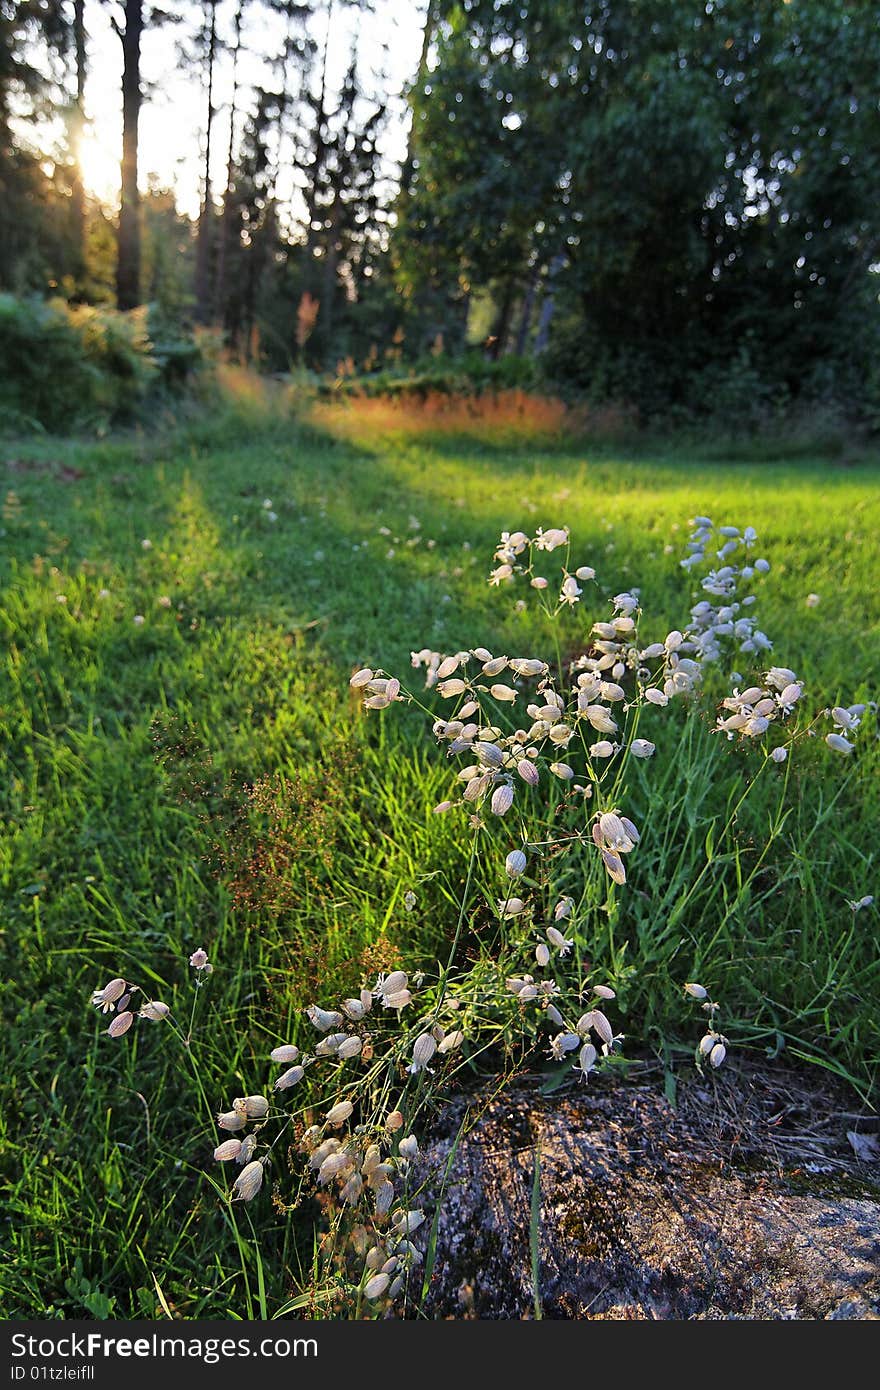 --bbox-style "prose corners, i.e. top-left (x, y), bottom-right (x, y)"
top-left (1, 404), bottom-right (878, 1317)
